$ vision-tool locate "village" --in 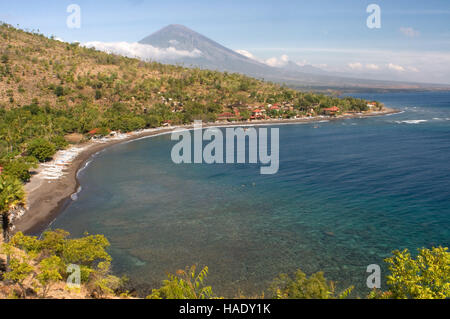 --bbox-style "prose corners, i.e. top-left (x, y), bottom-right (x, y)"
top-left (208, 101), bottom-right (378, 123)
top-left (153, 91), bottom-right (382, 125)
